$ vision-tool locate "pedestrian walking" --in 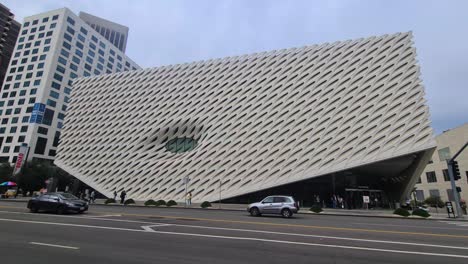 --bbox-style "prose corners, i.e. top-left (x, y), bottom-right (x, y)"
top-left (113, 190), bottom-right (117, 201)
top-left (90, 190), bottom-right (95, 203)
top-left (186, 191), bottom-right (192, 206)
top-left (120, 190), bottom-right (127, 204)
